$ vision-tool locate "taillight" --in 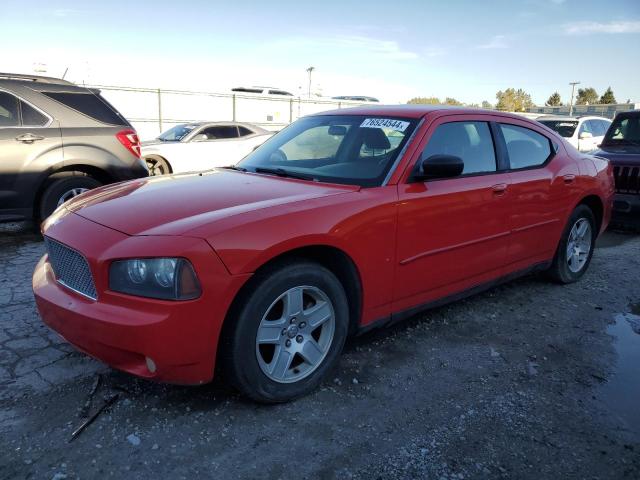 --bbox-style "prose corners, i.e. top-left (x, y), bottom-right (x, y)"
top-left (116, 129), bottom-right (141, 158)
